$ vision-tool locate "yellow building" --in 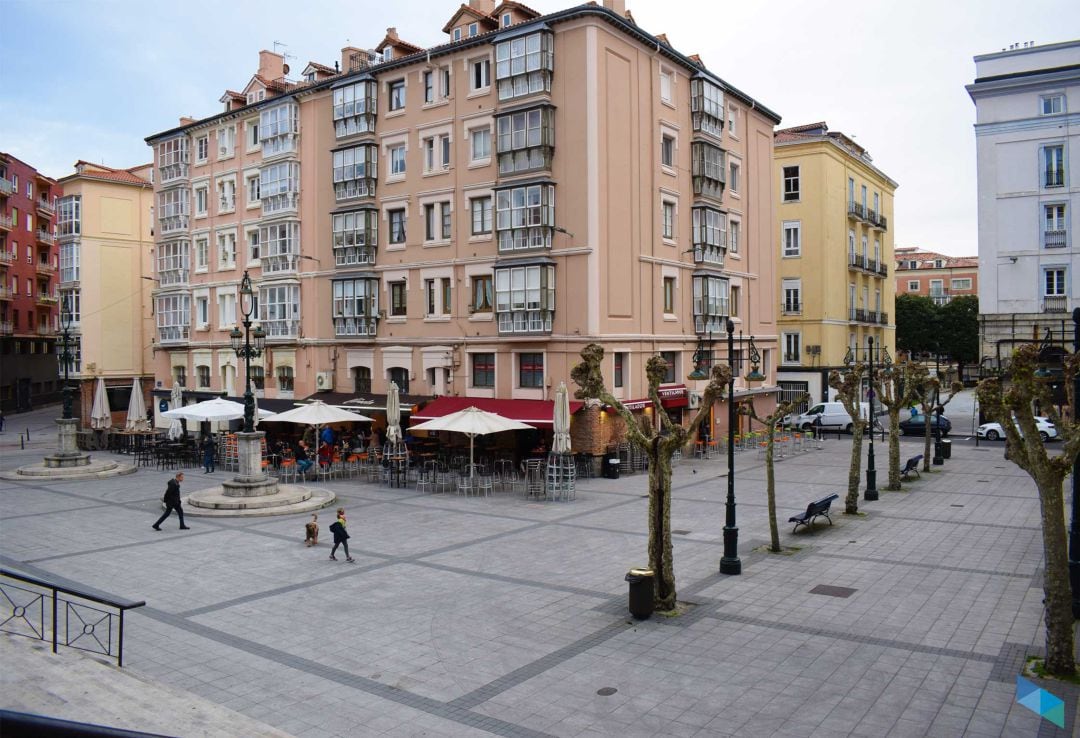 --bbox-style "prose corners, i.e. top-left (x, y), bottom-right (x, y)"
top-left (55, 161), bottom-right (156, 427)
top-left (773, 123), bottom-right (897, 406)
